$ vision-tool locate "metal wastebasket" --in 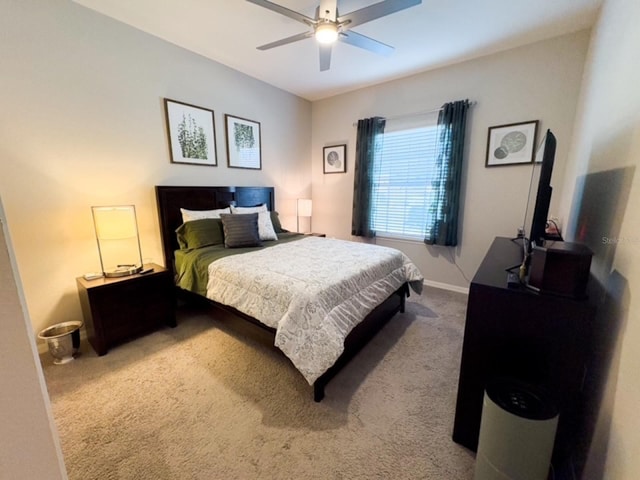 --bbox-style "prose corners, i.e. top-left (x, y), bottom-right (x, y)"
top-left (38, 321), bottom-right (83, 364)
top-left (474, 378), bottom-right (559, 480)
